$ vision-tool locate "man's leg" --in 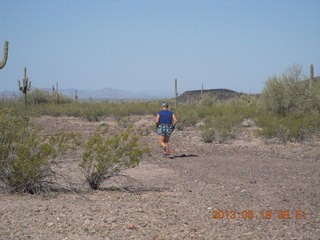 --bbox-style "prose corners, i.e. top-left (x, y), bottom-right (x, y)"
top-left (164, 135), bottom-right (171, 155)
top-left (158, 135), bottom-right (166, 148)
